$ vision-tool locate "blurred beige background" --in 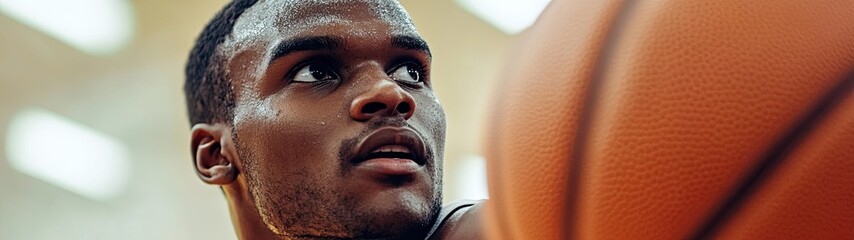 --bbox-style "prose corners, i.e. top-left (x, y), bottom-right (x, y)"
top-left (0, 0), bottom-right (529, 238)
